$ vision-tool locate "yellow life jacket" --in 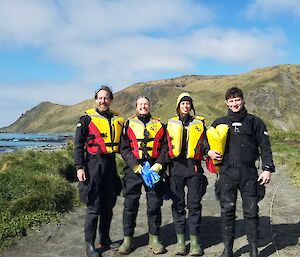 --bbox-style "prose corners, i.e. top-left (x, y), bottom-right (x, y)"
top-left (127, 116), bottom-right (164, 159)
top-left (206, 124), bottom-right (229, 173)
top-left (85, 109), bottom-right (124, 154)
top-left (167, 116), bottom-right (205, 160)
